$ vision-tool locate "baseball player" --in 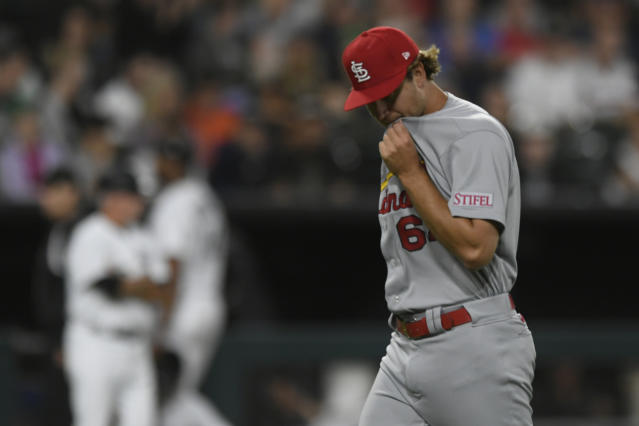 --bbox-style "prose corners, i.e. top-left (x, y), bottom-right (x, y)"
top-left (342, 27), bottom-right (535, 425)
top-left (148, 141), bottom-right (231, 426)
top-left (63, 169), bottom-right (169, 426)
